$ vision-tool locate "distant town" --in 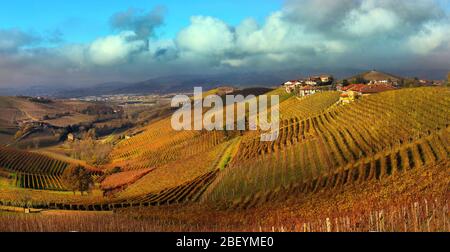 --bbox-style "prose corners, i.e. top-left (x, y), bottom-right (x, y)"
top-left (72, 94), bottom-right (175, 107)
